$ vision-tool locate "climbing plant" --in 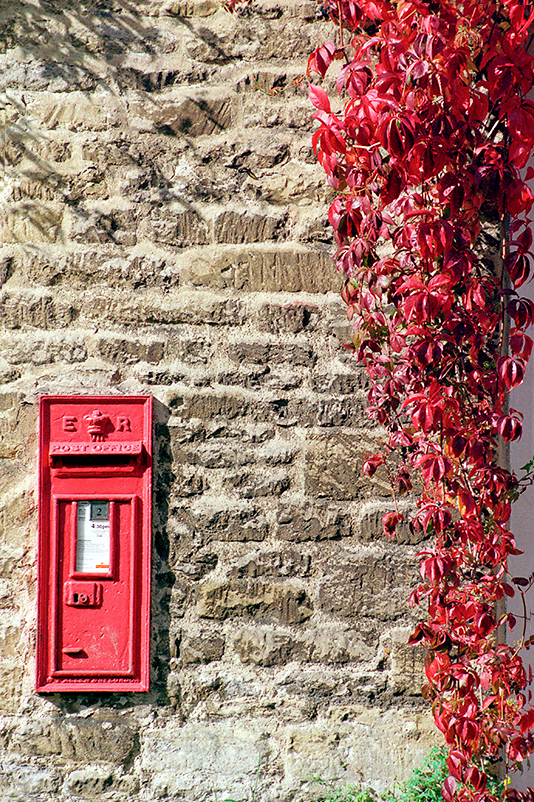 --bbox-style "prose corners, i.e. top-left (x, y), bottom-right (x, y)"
top-left (226, 0), bottom-right (534, 797)
top-left (307, 1), bottom-right (534, 796)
